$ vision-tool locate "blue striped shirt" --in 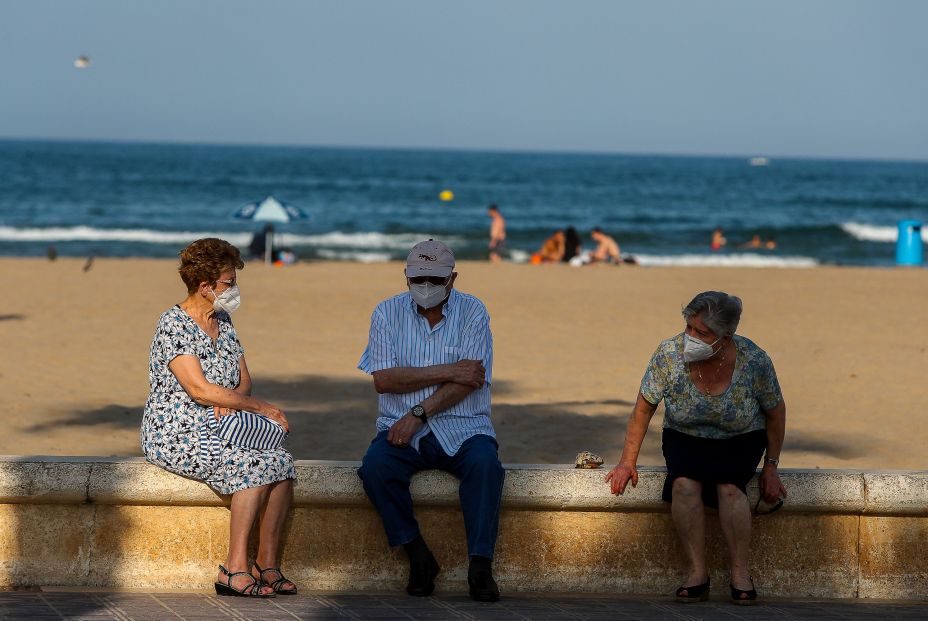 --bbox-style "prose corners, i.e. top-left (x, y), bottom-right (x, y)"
top-left (358, 288), bottom-right (495, 456)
